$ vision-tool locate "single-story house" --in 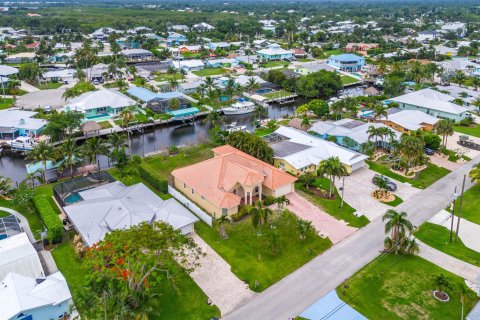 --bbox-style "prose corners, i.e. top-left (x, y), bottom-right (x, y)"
top-left (434, 45), bottom-right (458, 57)
top-left (171, 145), bottom-right (297, 218)
top-left (126, 87), bottom-right (198, 113)
top-left (205, 58), bottom-right (239, 68)
top-left (192, 22), bottom-right (215, 32)
top-left (257, 44), bottom-right (293, 61)
top-left (170, 59), bottom-right (205, 72)
top-left (169, 25), bottom-right (189, 33)
top-left (63, 181), bottom-right (199, 247)
top-left (120, 49), bottom-right (154, 61)
top-left (49, 51), bottom-right (75, 63)
top-left (177, 80), bottom-right (205, 94)
top-left (388, 88), bottom-right (468, 121)
top-left (438, 59), bottom-right (480, 76)
top-left (42, 68), bottom-right (75, 83)
top-left (290, 48), bottom-right (307, 57)
top-left (344, 43), bottom-right (378, 53)
top-left (327, 53), bottom-right (365, 72)
top-left (0, 233), bottom-right (44, 280)
top-left (208, 42), bottom-right (230, 51)
top-left (270, 126), bottom-right (368, 175)
top-left (178, 45), bottom-right (202, 54)
top-left (0, 271), bottom-right (72, 320)
top-left (4, 52), bottom-right (36, 64)
top-left (65, 89), bottom-right (136, 120)
top-left (295, 63), bottom-right (336, 75)
top-left (234, 55), bottom-right (259, 65)
top-left (379, 109), bottom-right (440, 133)
top-left (167, 32), bottom-right (187, 45)
top-left (435, 85), bottom-right (480, 107)
top-left (0, 109), bottom-right (47, 139)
